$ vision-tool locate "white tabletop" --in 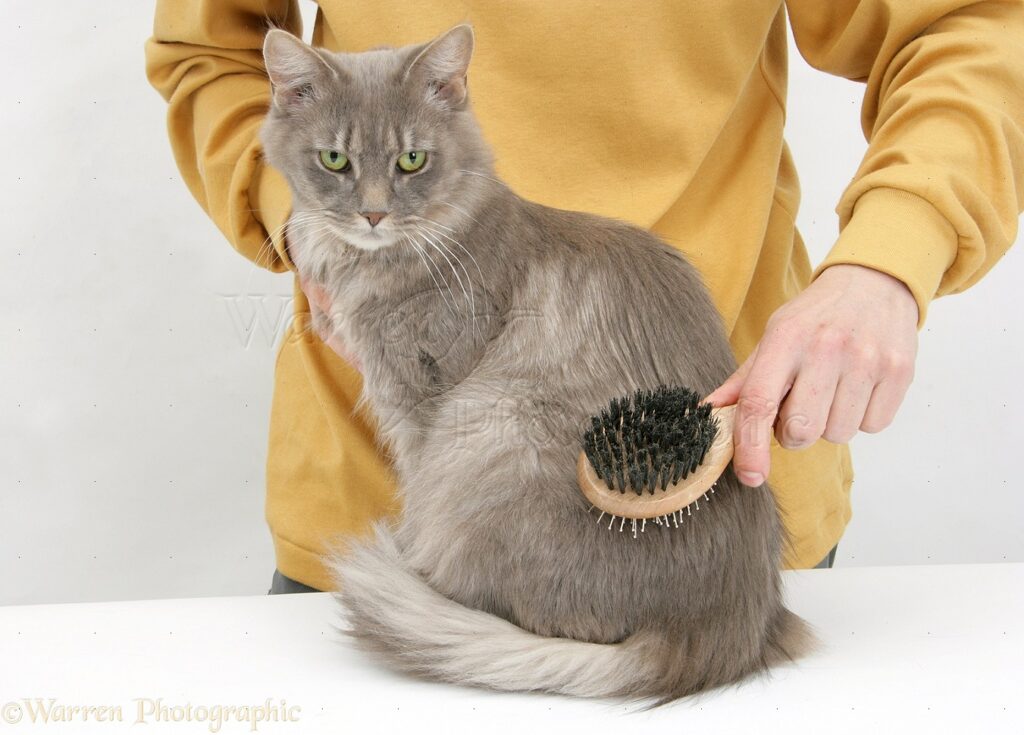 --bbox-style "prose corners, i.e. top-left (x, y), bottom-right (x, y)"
top-left (0, 563), bottom-right (1021, 734)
